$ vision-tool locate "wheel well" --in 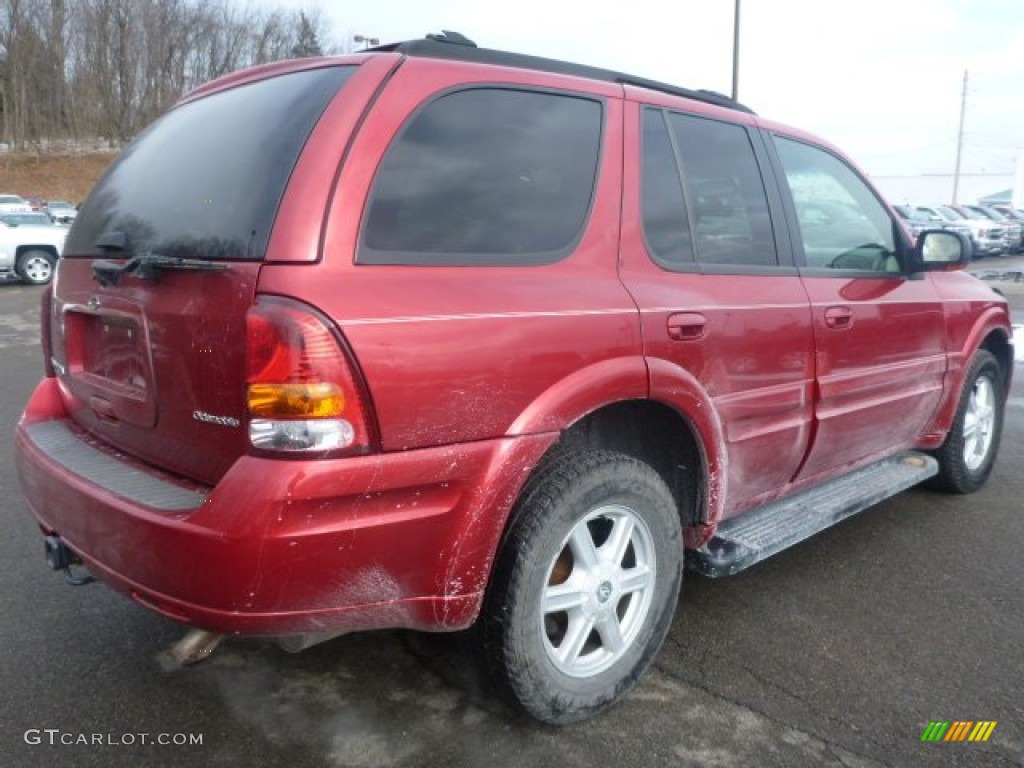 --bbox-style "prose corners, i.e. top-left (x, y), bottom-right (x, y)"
top-left (545, 400), bottom-right (705, 527)
top-left (981, 329), bottom-right (1012, 393)
top-left (16, 245), bottom-right (58, 261)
